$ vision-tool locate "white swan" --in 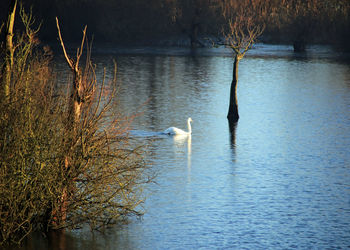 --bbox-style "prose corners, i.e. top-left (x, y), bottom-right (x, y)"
top-left (163, 117), bottom-right (192, 135)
